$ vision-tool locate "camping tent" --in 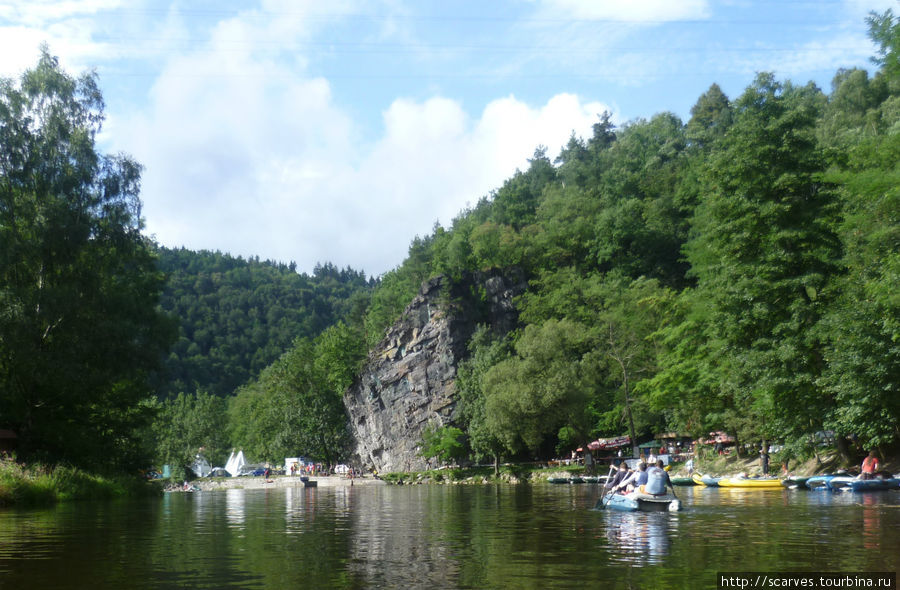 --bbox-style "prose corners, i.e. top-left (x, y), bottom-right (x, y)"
top-left (191, 454), bottom-right (211, 478)
top-left (225, 450), bottom-right (247, 477)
